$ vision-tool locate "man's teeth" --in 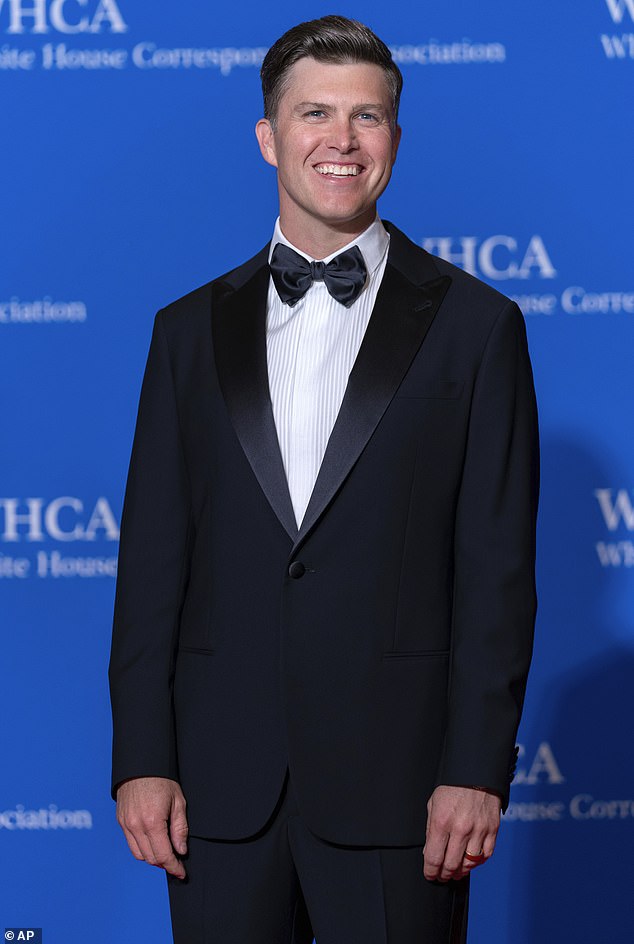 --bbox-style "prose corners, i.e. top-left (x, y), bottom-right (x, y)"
top-left (315, 164), bottom-right (359, 176)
